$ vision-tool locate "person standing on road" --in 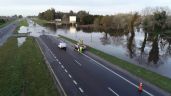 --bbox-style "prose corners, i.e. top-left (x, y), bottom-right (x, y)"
top-left (80, 46), bottom-right (83, 53)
